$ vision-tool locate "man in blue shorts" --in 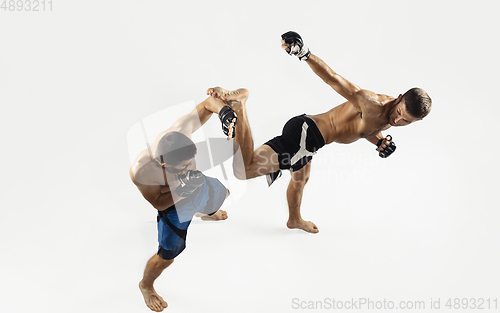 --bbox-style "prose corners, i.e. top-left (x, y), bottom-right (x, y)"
top-left (130, 94), bottom-right (238, 311)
